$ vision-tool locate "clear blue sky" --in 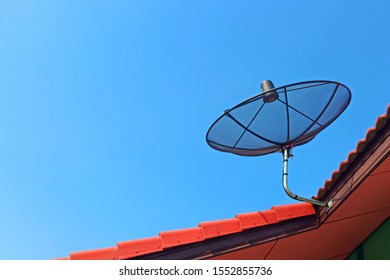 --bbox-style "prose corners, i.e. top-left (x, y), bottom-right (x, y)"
top-left (0, 0), bottom-right (389, 259)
